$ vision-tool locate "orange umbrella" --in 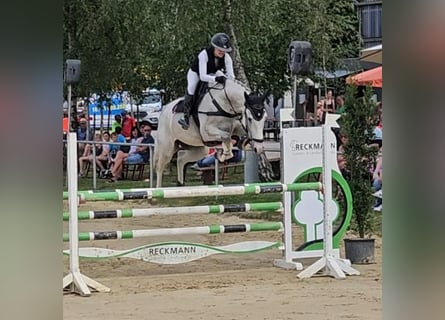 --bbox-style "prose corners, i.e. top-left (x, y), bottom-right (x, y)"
top-left (346, 66), bottom-right (382, 88)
